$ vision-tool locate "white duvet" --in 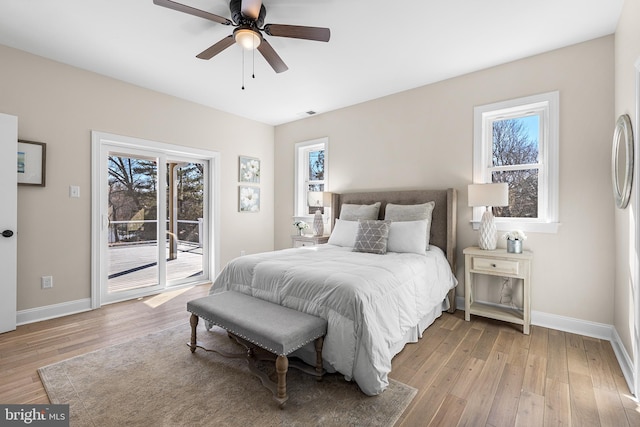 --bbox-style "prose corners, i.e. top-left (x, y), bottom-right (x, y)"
top-left (208, 244), bottom-right (457, 395)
